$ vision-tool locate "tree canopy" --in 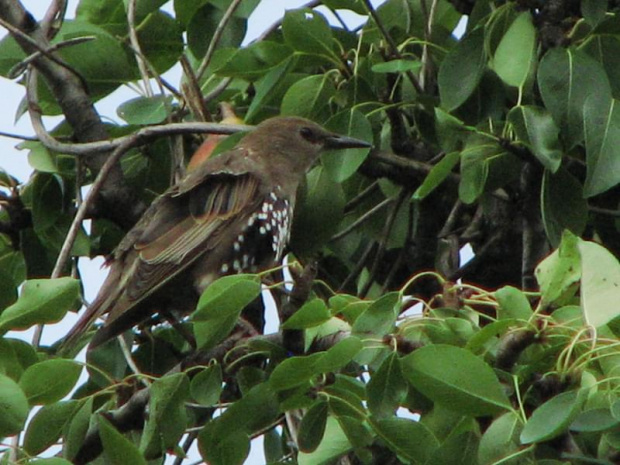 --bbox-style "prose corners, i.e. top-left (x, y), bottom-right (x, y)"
top-left (1, 0), bottom-right (620, 464)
